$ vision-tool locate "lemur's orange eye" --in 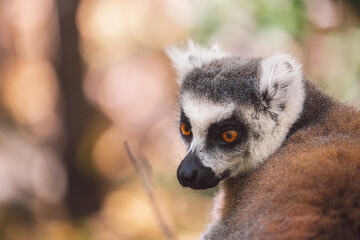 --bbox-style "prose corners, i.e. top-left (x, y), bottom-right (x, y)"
top-left (180, 123), bottom-right (191, 136)
top-left (222, 130), bottom-right (238, 143)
